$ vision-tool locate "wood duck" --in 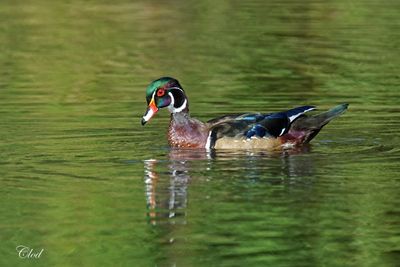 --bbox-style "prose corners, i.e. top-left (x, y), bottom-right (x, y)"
top-left (141, 77), bottom-right (348, 150)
